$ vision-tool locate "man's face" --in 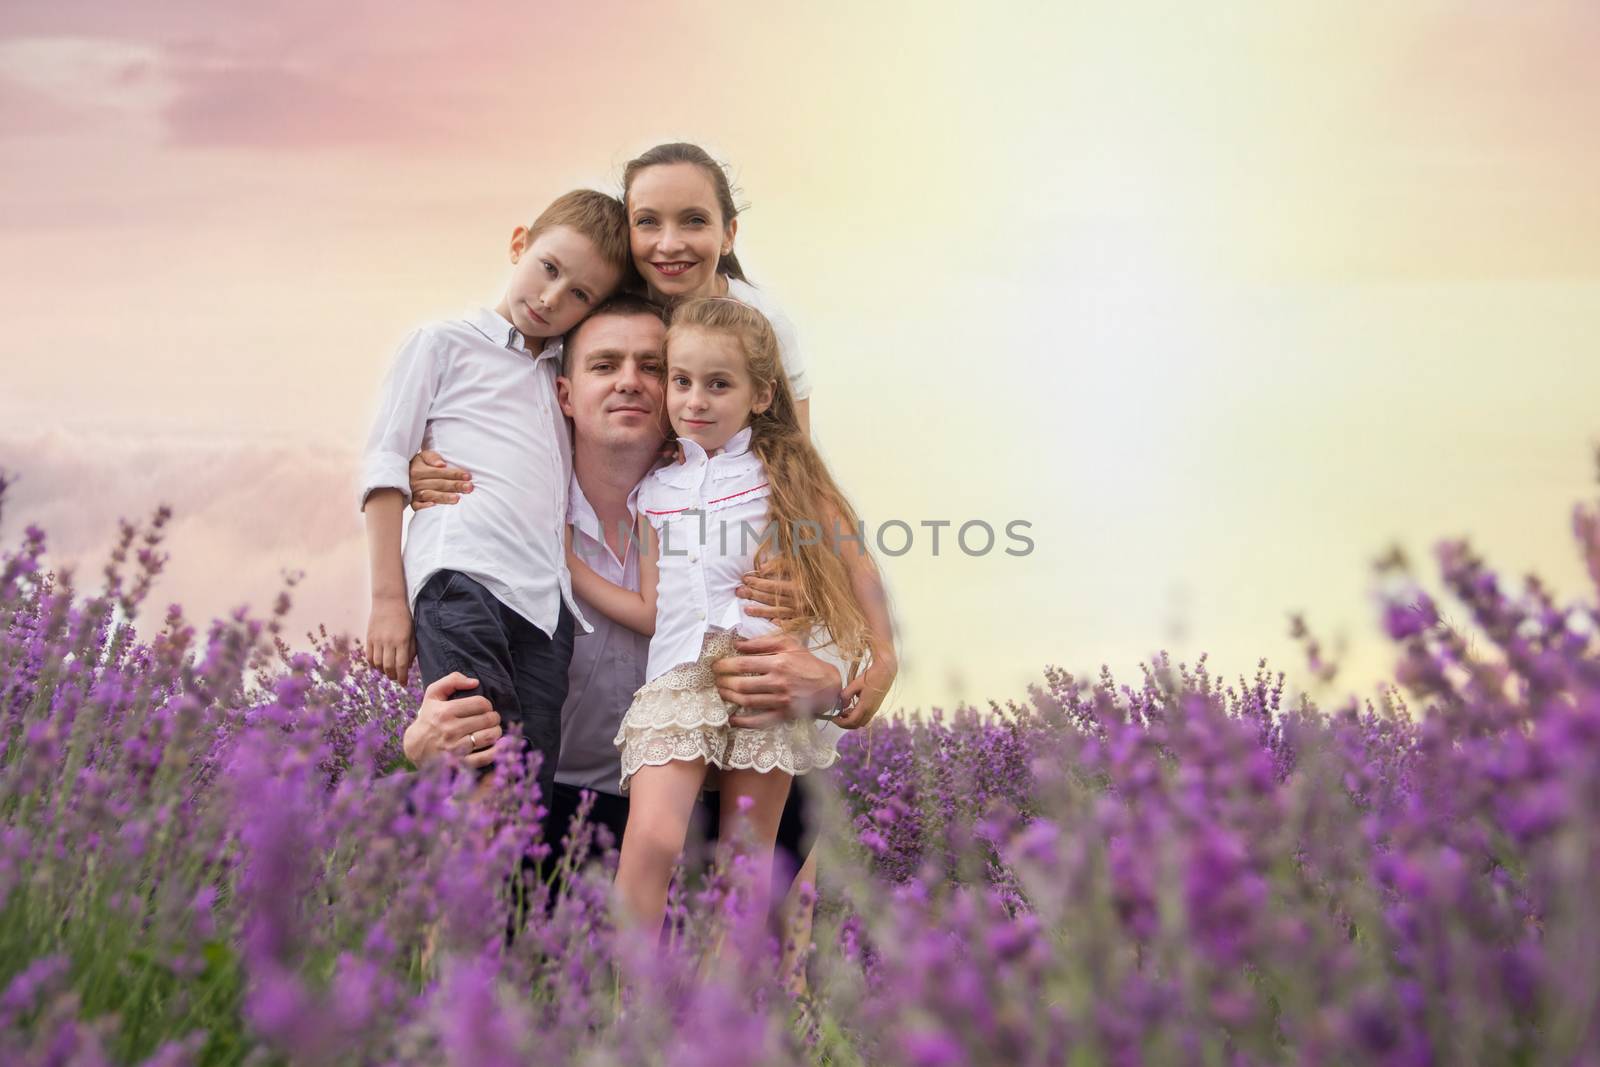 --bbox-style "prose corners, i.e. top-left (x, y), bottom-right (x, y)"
top-left (557, 313), bottom-right (668, 451)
